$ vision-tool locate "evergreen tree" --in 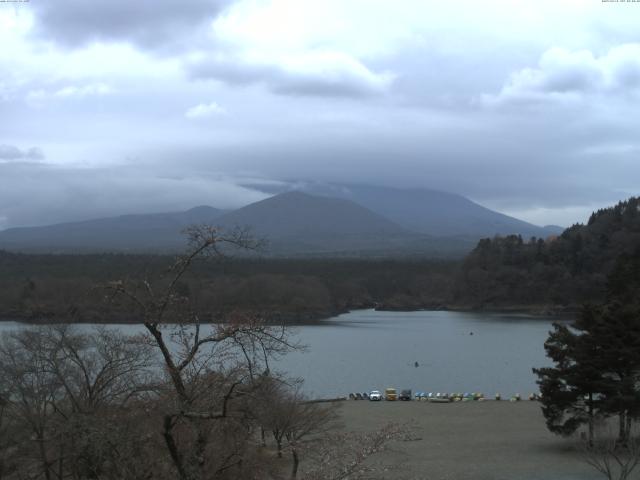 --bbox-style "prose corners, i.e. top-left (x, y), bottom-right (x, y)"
top-left (589, 252), bottom-right (640, 443)
top-left (457, 196), bottom-right (640, 308)
top-left (533, 314), bottom-right (608, 443)
top-left (534, 249), bottom-right (640, 443)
